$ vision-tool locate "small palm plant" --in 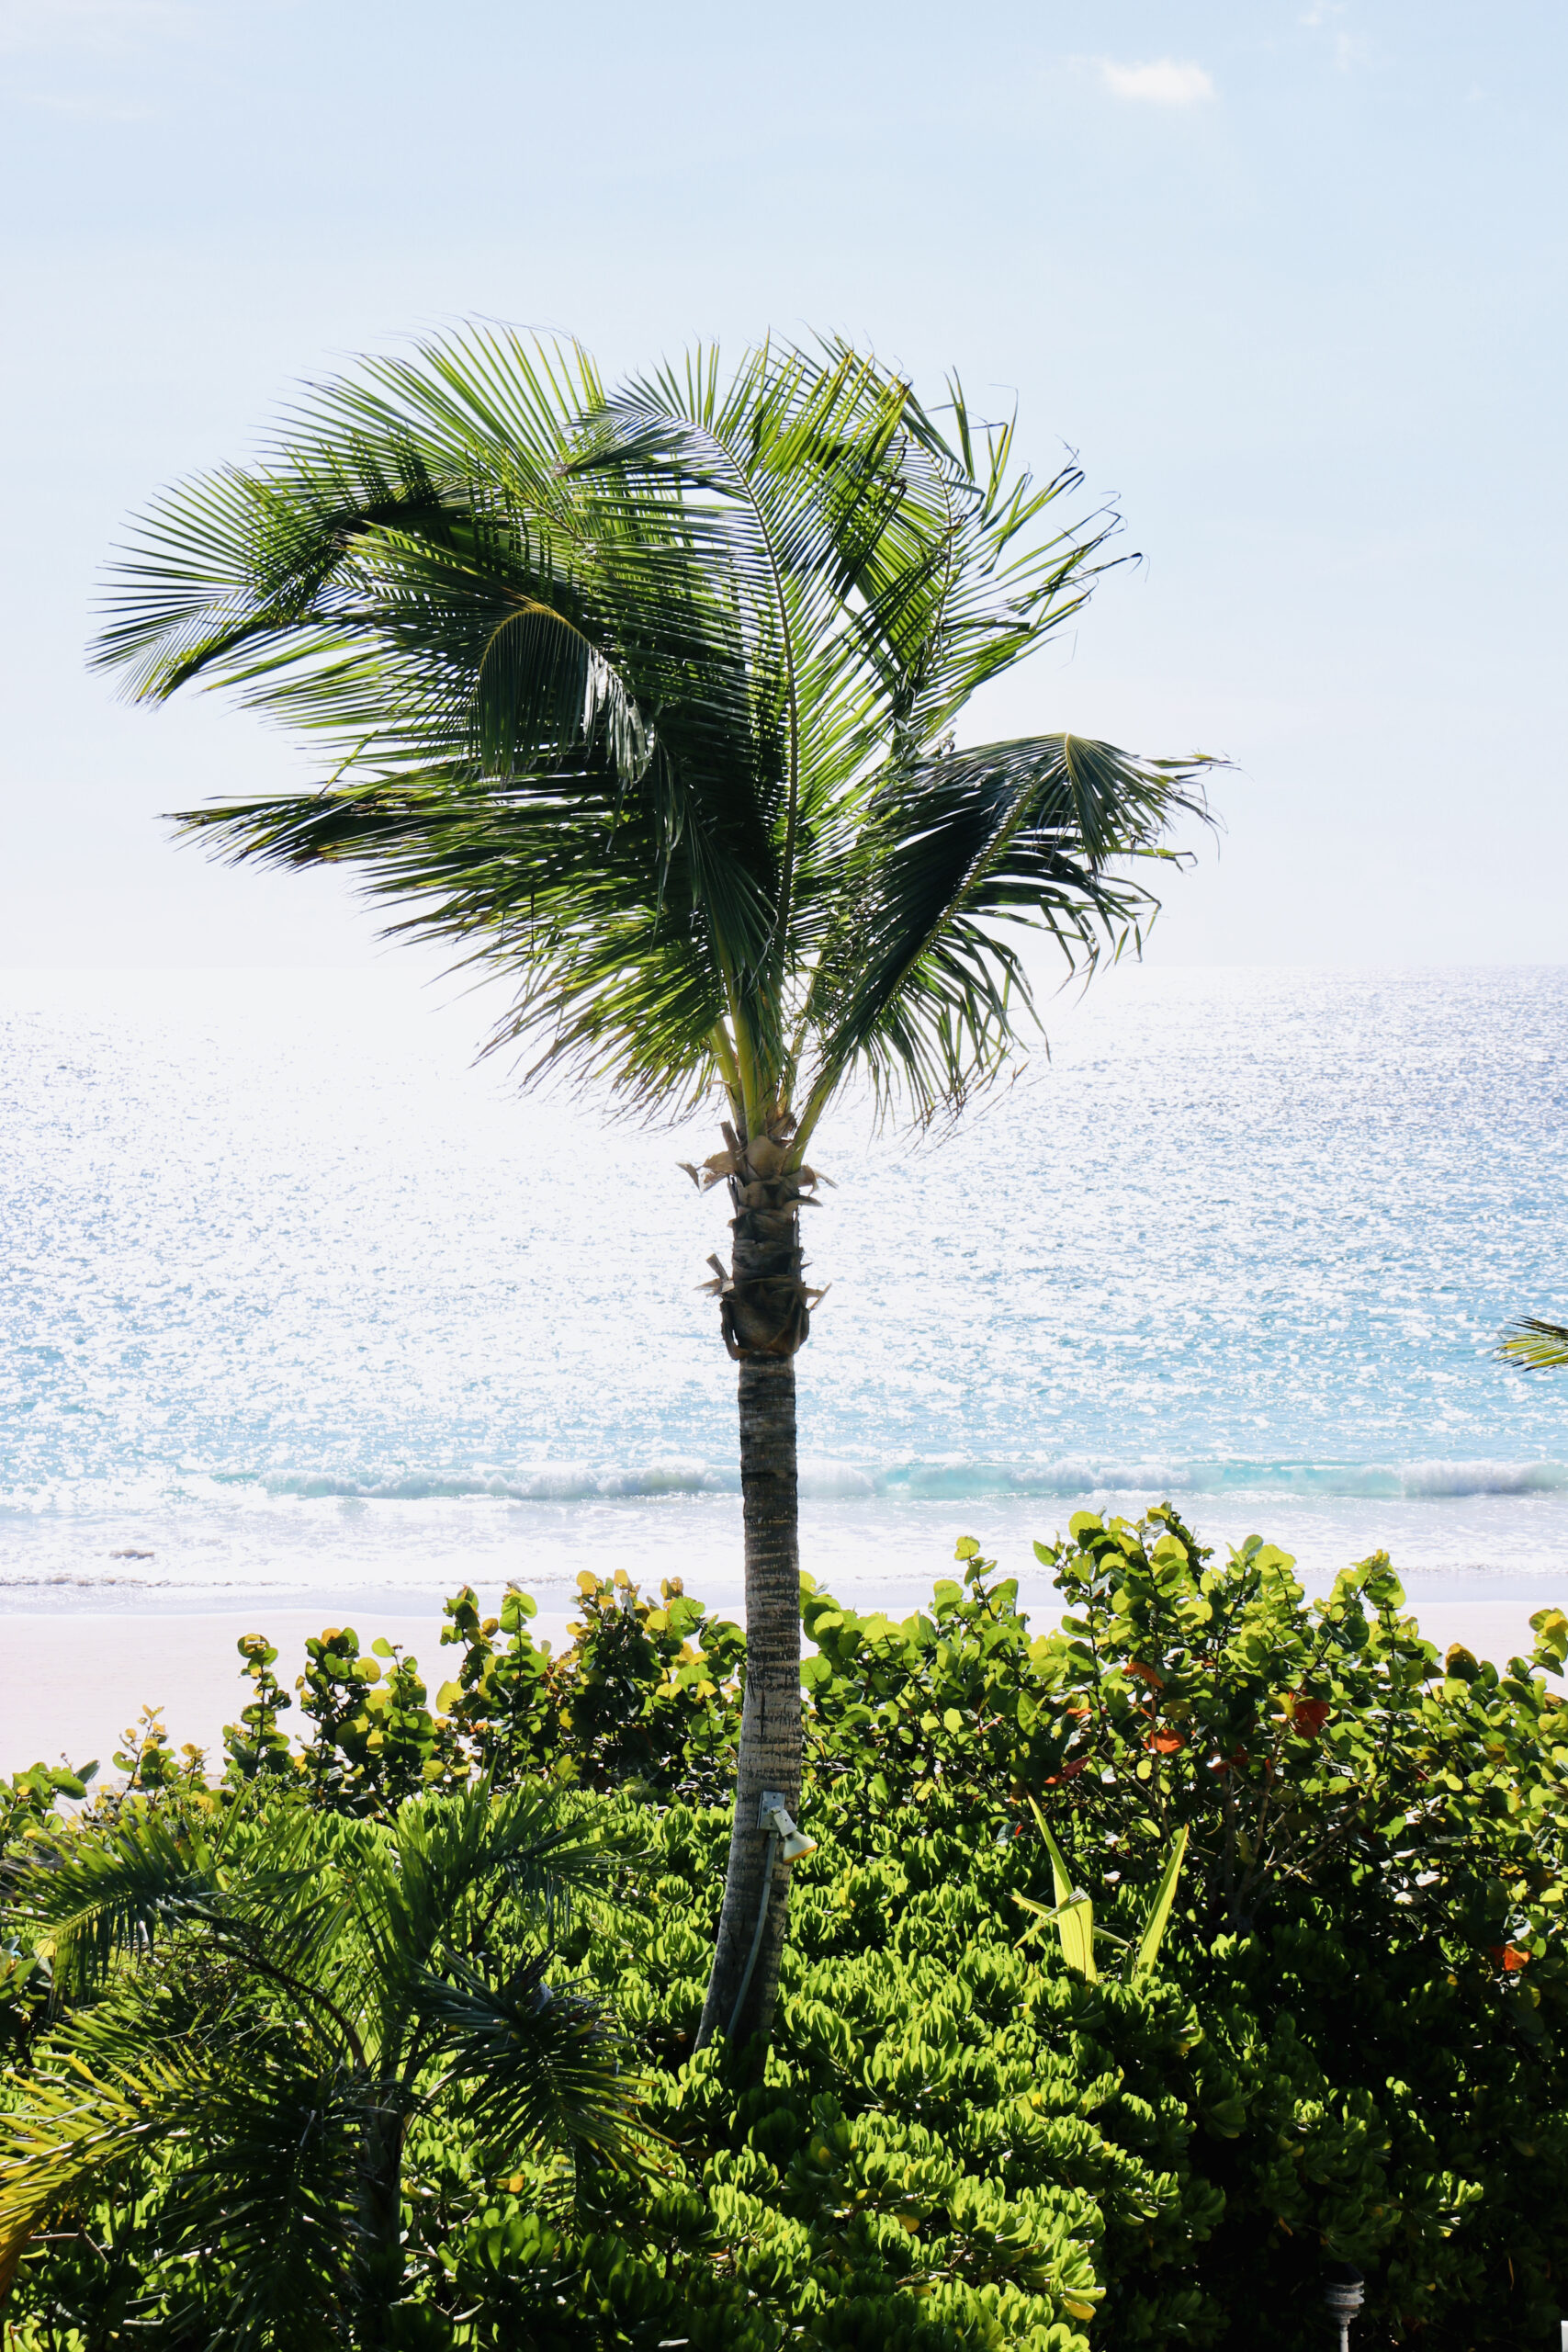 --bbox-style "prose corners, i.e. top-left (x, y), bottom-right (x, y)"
top-left (0, 1786), bottom-right (640, 2345)
top-left (90, 329), bottom-right (1212, 2052)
